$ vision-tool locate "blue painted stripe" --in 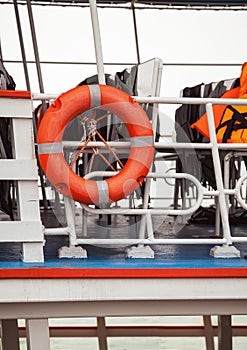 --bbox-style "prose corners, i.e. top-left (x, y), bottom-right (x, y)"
top-left (0, 258), bottom-right (247, 270)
